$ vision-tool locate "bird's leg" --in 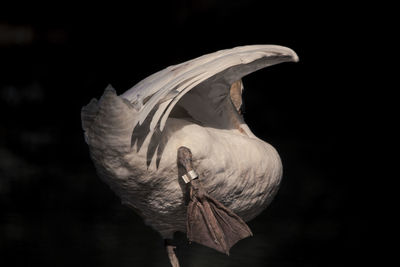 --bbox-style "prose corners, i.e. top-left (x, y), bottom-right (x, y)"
top-left (177, 146), bottom-right (253, 255)
top-left (164, 239), bottom-right (180, 267)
